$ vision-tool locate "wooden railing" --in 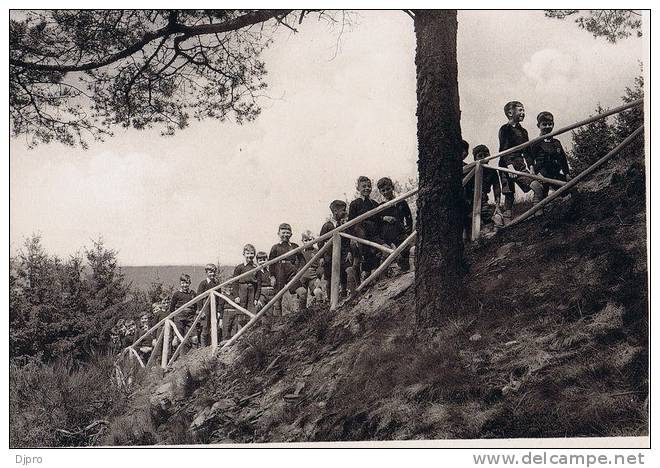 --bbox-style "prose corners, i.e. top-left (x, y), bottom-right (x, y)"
top-left (120, 98), bottom-right (643, 370)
